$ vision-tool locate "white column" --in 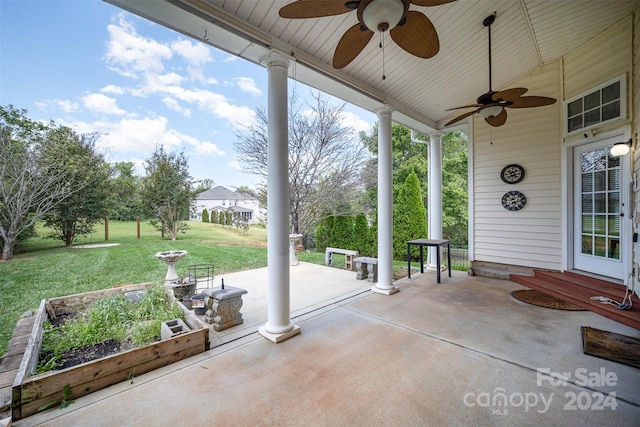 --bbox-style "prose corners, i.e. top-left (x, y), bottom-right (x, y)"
top-left (259, 51), bottom-right (300, 343)
top-left (372, 106), bottom-right (398, 295)
top-left (428, 133), bottom-right (443, 269)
